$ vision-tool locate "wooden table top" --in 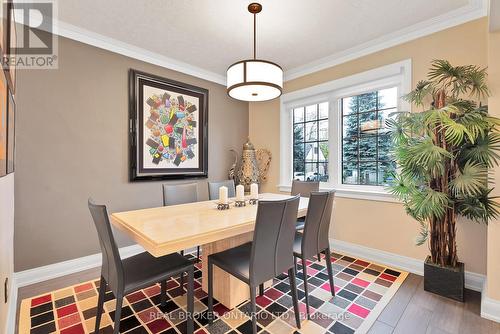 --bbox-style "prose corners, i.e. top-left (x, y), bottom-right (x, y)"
top-left (110, 193), bottom-right (309, 257)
